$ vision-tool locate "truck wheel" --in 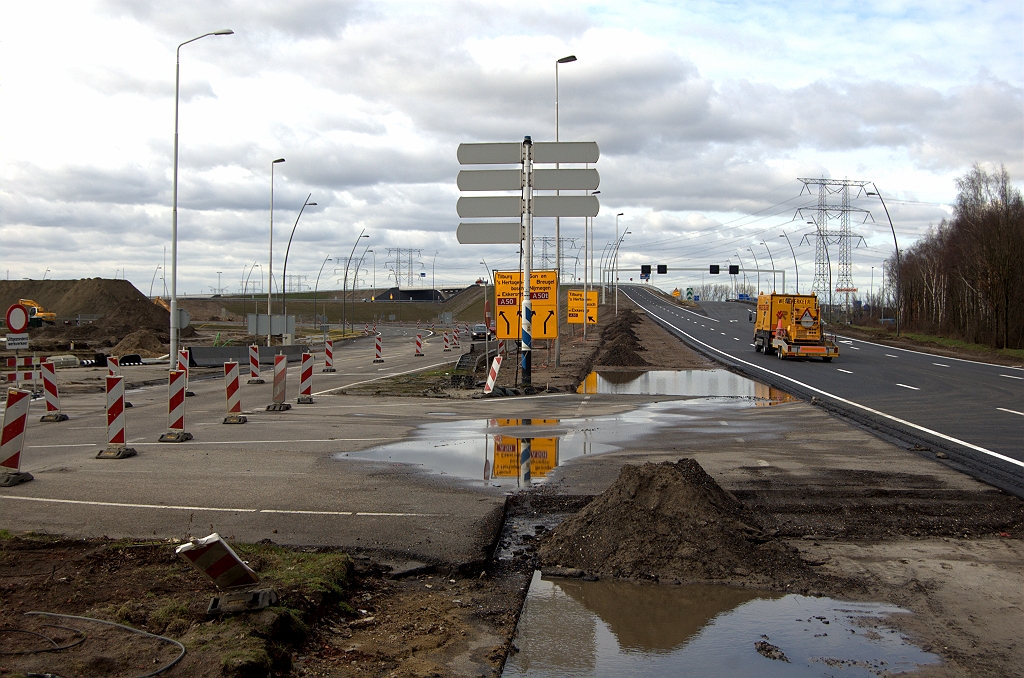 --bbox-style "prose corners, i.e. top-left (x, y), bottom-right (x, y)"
top-left (777, 348), bottom-right (784, 360)
top-left (754, 341), bottom-right (761, 353)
